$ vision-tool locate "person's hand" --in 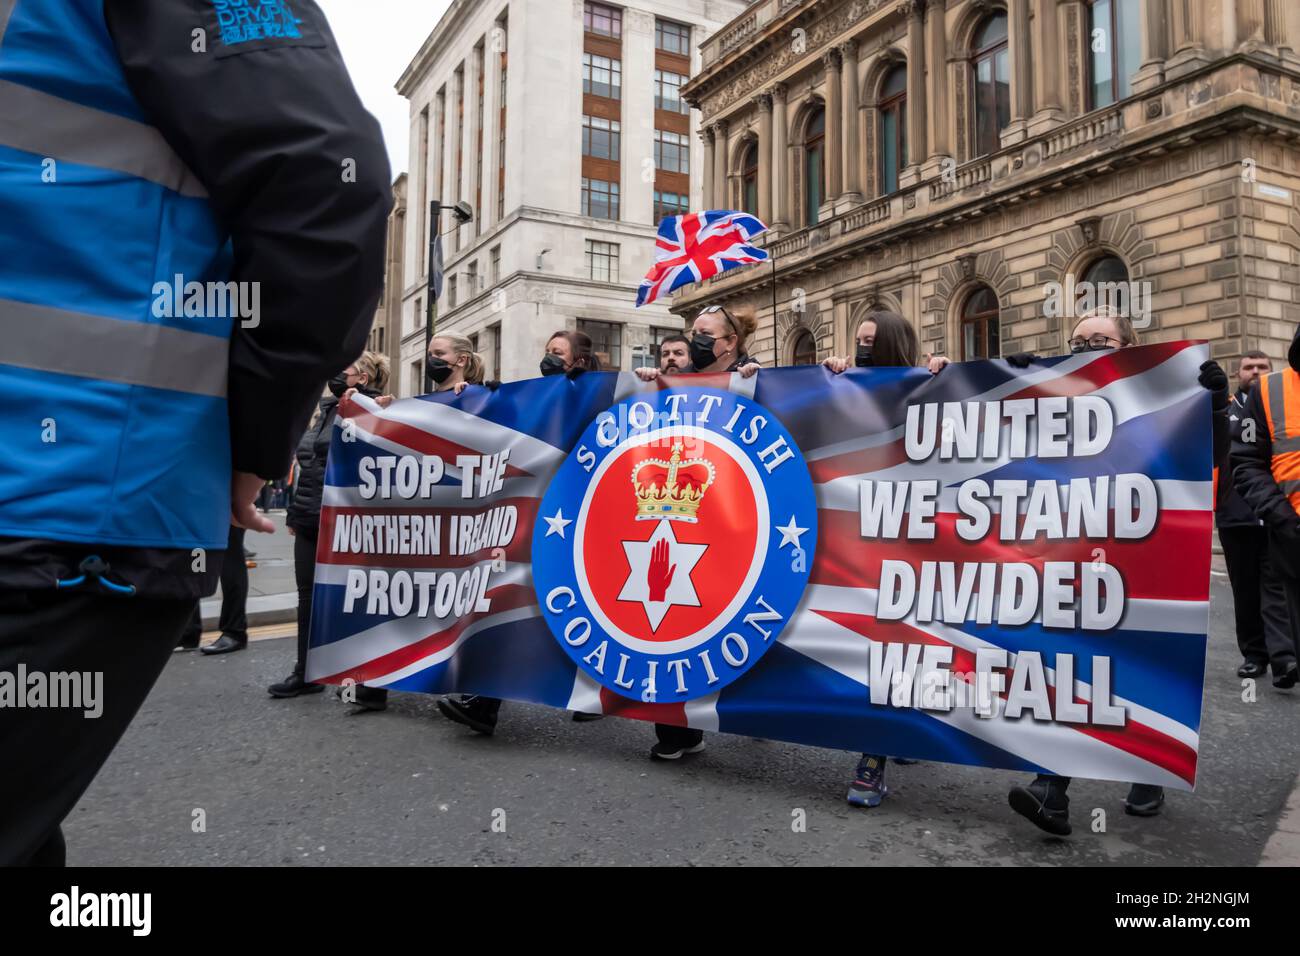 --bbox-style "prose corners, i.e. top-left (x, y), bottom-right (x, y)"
top-left (823, 356), bottom-right (849, 374)
top-left (1006, 352), bottom-right (1037, 369)
top-left (231, 471), bottom-right (275, 533)
top-left (737, 362), bottom-right (760, 379)
top-left (1198, 360), bottom-right (1229, 410)
top-left (634, 367), bottom-right (661, 382)
top-left (375, 394), bottom-right (395, 408)
top-left (453, 382), bottom-right (469, 395)
top-left (287, 526), bottom-right (296, 537)
top-left (924, 353), bottom-right (951, 375)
